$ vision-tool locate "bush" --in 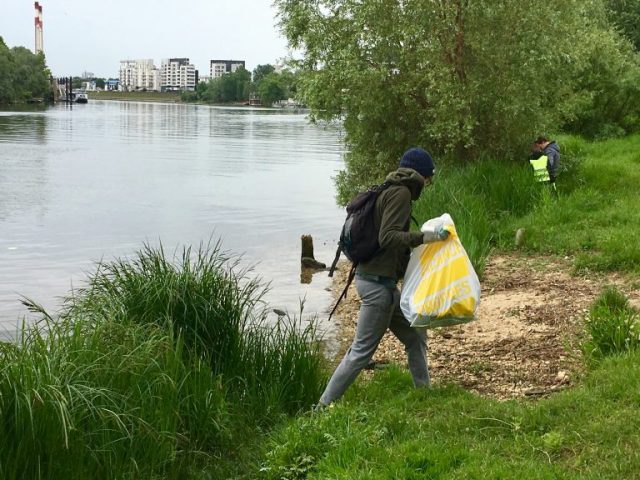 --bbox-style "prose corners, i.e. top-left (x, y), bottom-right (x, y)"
top-left (65, 241), bottom-right (327, 421)
top-left (560, 15), bottom-right (640, 140)
top-left (0, 312), bottom-right (226, 479)
top-left (582, 286), bottom-right (640, 362)
top-left (0, 241), bottom-right (328, 478)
